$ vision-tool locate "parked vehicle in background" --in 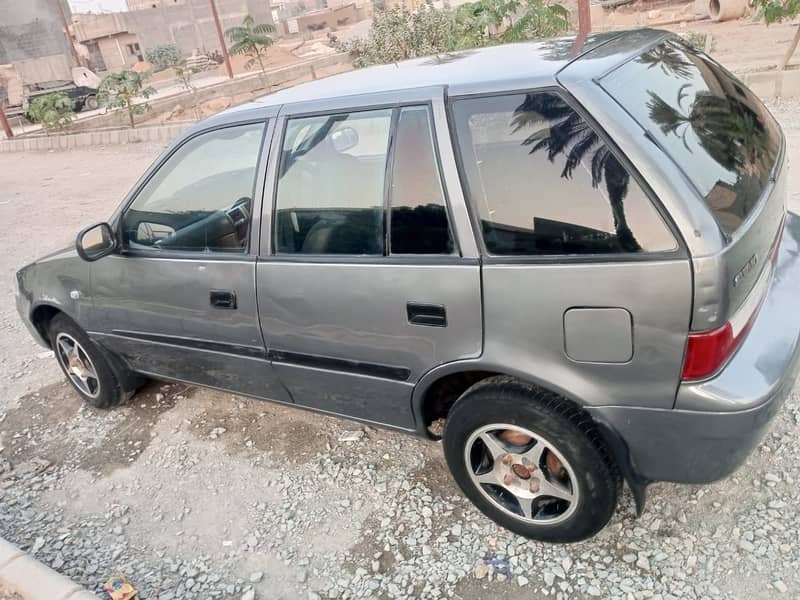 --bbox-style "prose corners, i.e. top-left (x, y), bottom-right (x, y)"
top-left (1, 67), bottom-right (102, 122)
top-left (16, 29), bottom-right (800, 543)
